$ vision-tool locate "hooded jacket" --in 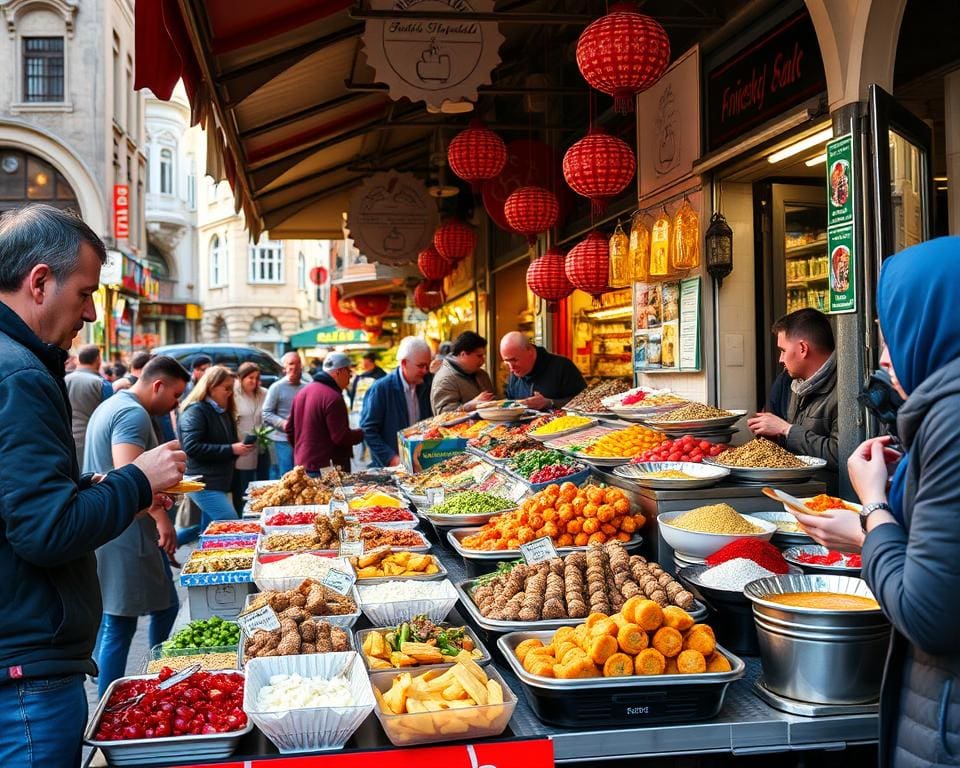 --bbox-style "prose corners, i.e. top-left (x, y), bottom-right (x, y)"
top-left (863, 237), bottom-right (960, 767)
top-left (287, 371), bottom-right (363, 472)
top-left (430, 358), bottom-right (494, 414)
top-left (0, 301), bottom-right (151, 682)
